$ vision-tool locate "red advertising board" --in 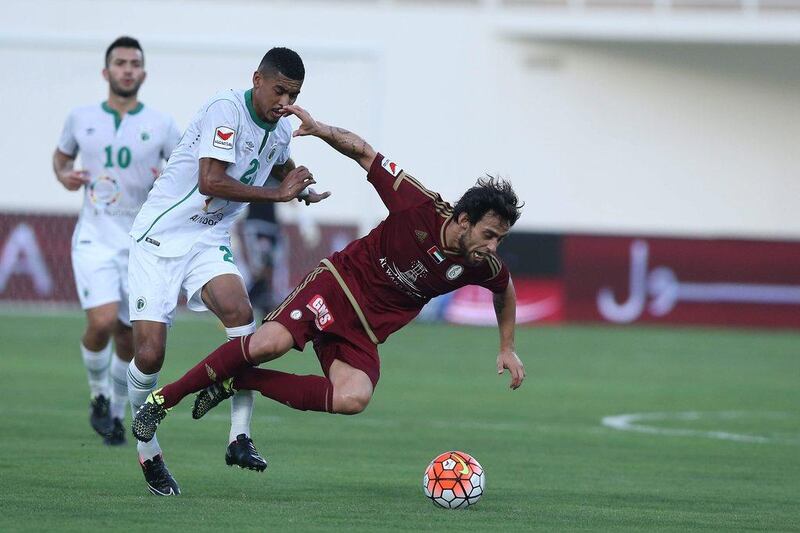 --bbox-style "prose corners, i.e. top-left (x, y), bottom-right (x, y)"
top-left (0, 213), bottom-right (77, 302)
top-left (0, 212), bottom-right (358, 304)
top-left (444, 278), bottom-right (564, 326)
top-left (563, 235), bottom-right (800, 328)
